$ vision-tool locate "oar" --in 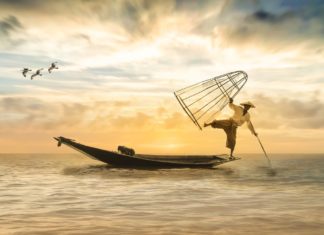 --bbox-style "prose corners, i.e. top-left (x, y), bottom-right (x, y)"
top-left (250, 121), bottom-right (272, 168)
top-left (255, 134), bottom-right (272, 168)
